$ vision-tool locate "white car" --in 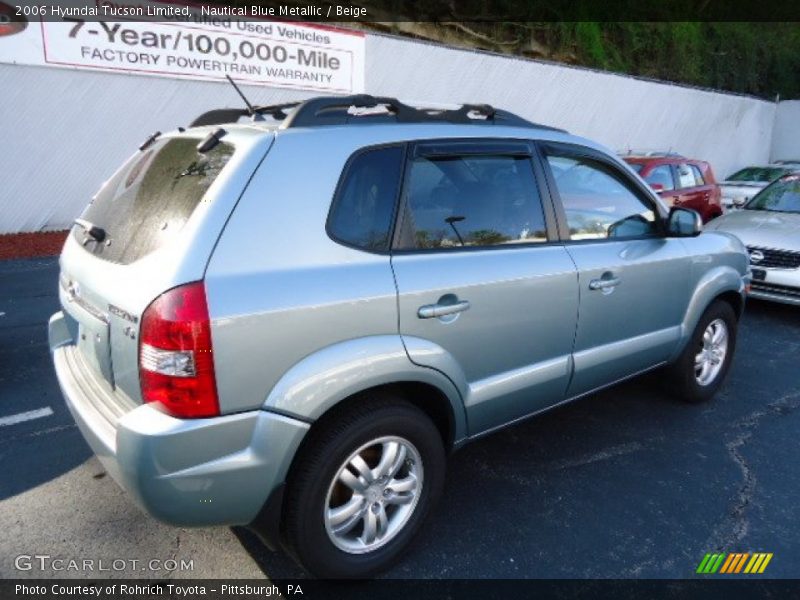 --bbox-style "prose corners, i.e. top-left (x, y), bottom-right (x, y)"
top-left (719, 164), bottom-right (798, 211)
top-left (708, 173), bottom-right (800, 305)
